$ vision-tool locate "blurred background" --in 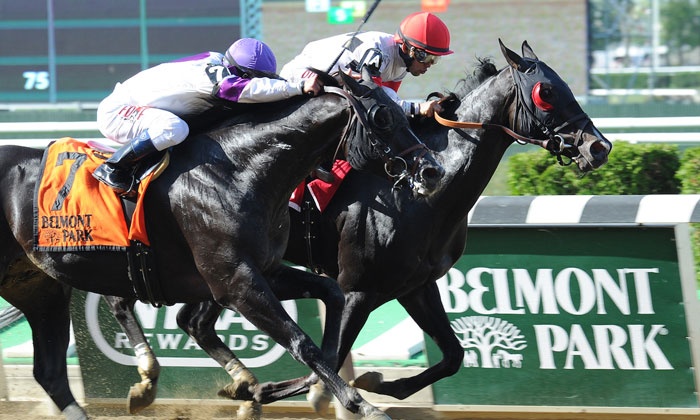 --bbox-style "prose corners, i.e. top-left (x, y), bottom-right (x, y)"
top-left (2, 0), bottom-right (699, 194)
top-left (1, 0), bottom-right (698, 106)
